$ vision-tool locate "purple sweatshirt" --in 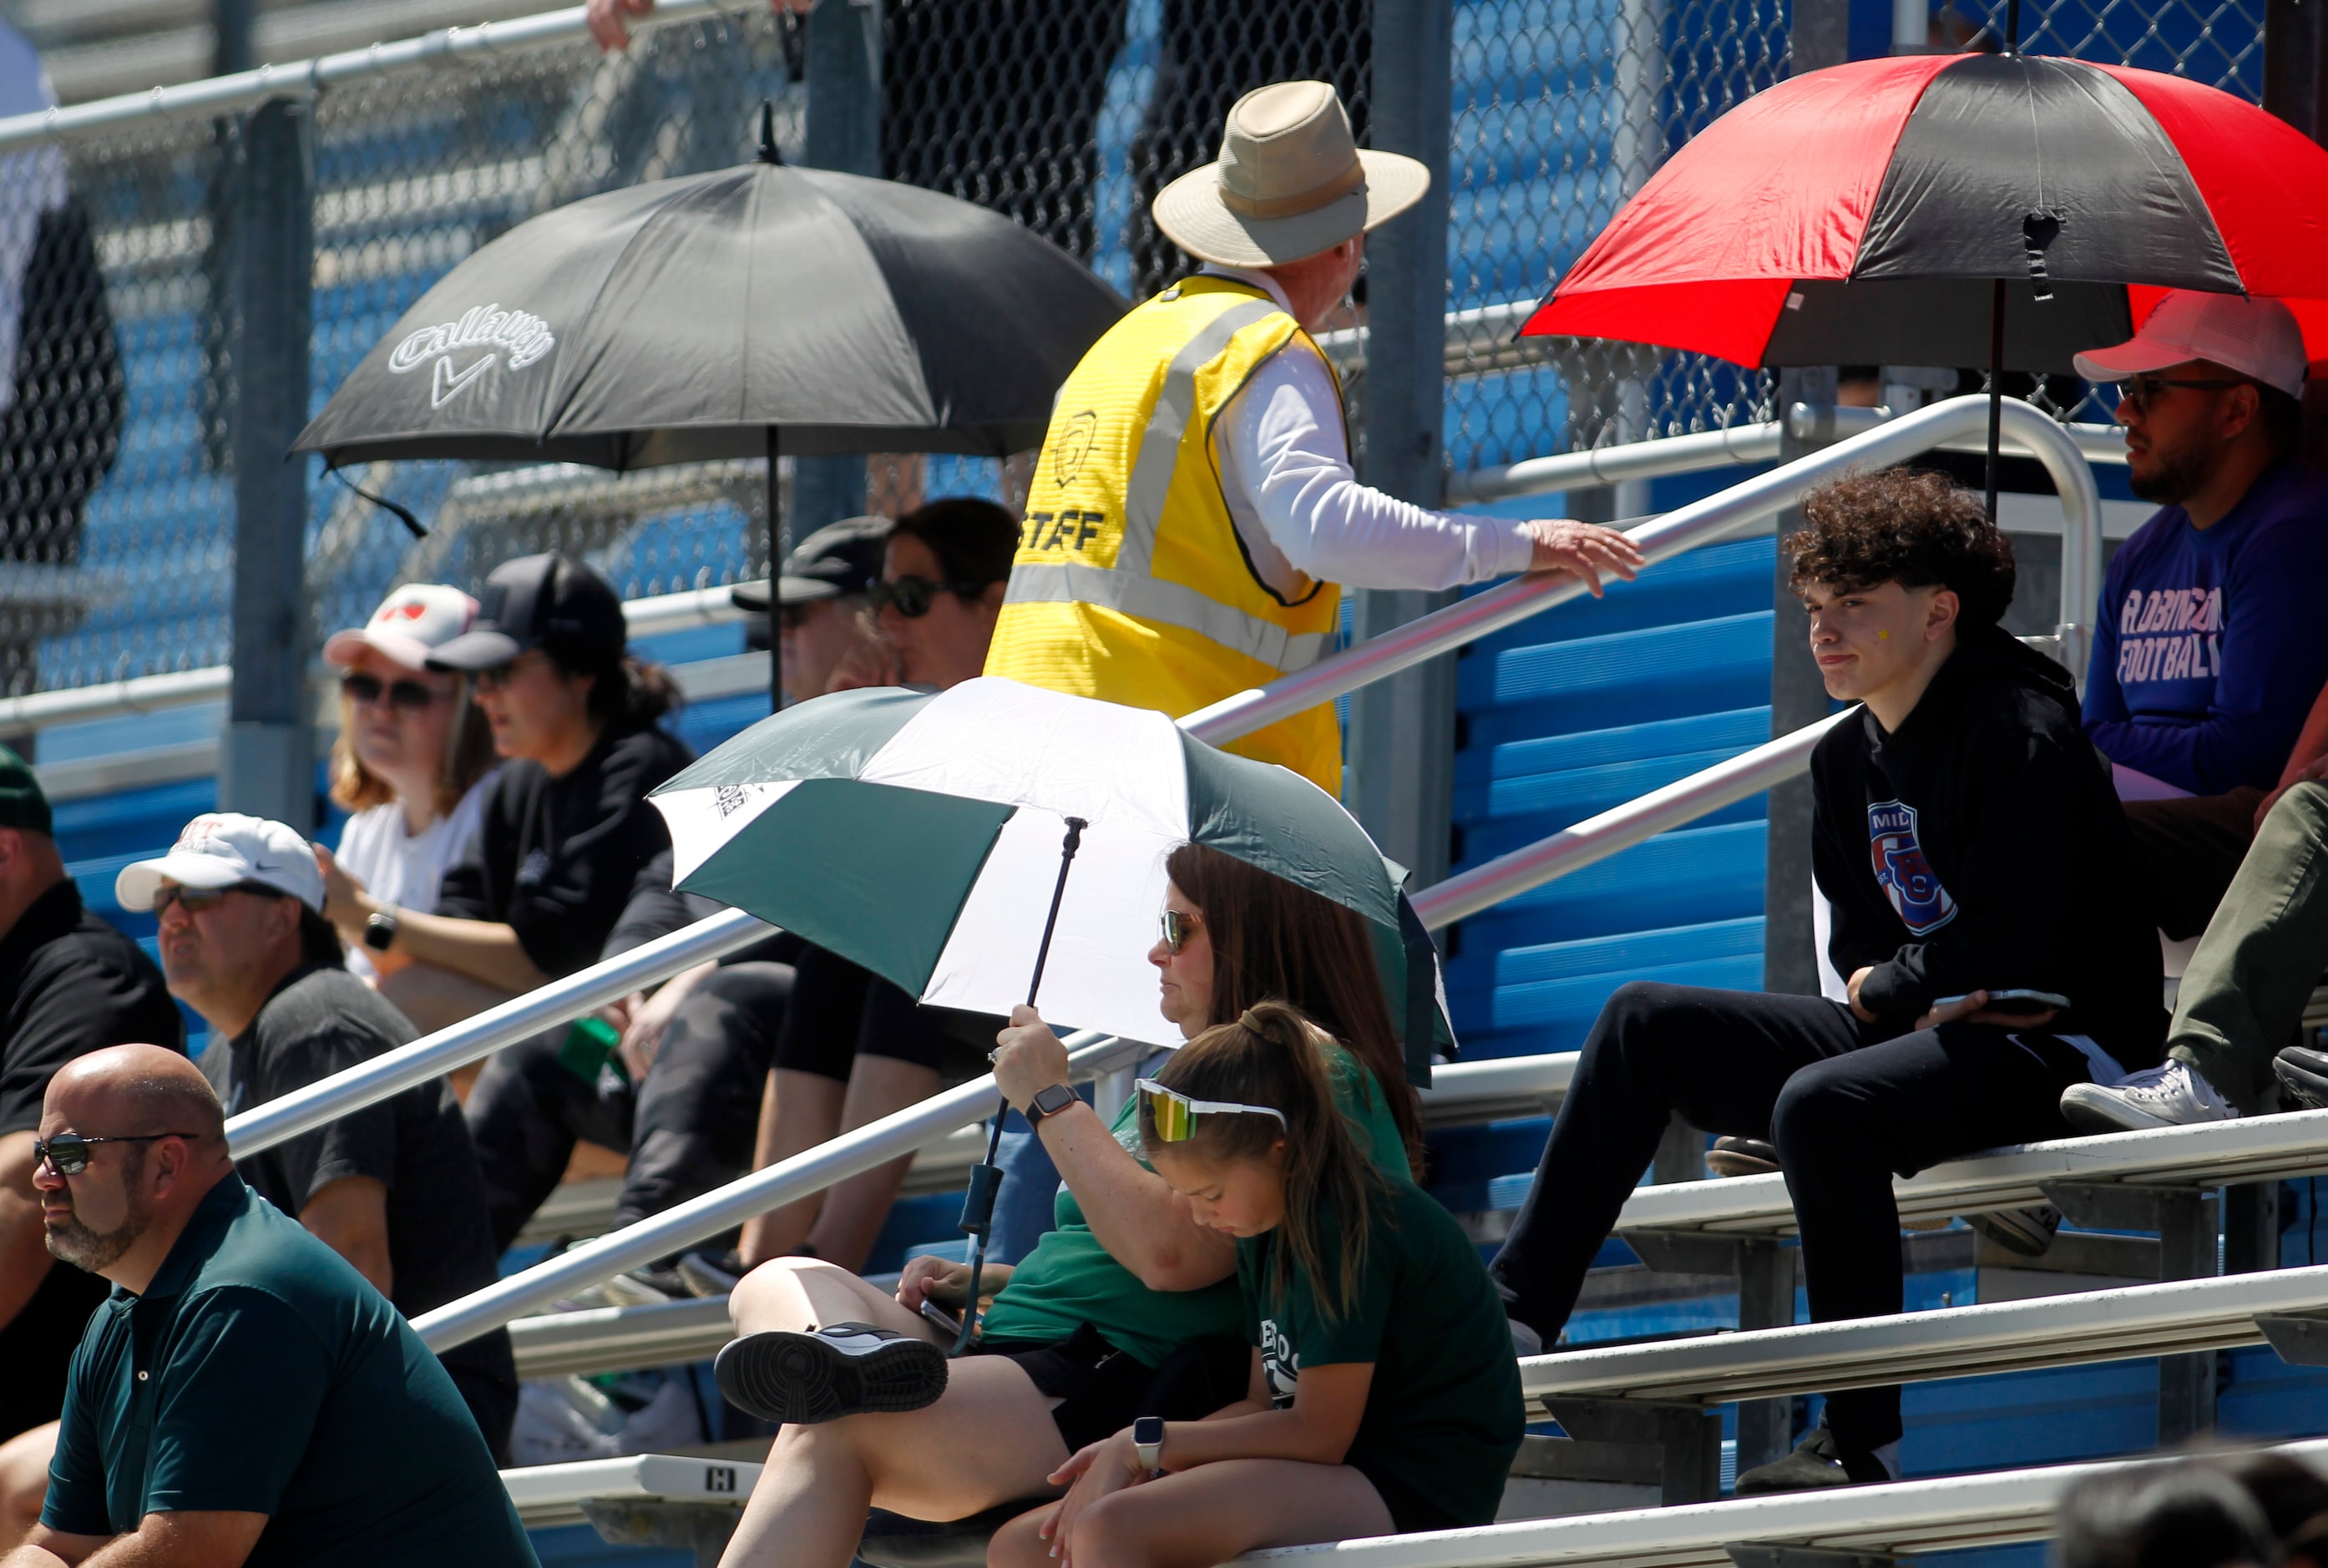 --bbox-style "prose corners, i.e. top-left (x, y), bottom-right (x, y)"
top-left (2083, 461), bottom-right (2328, 797)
